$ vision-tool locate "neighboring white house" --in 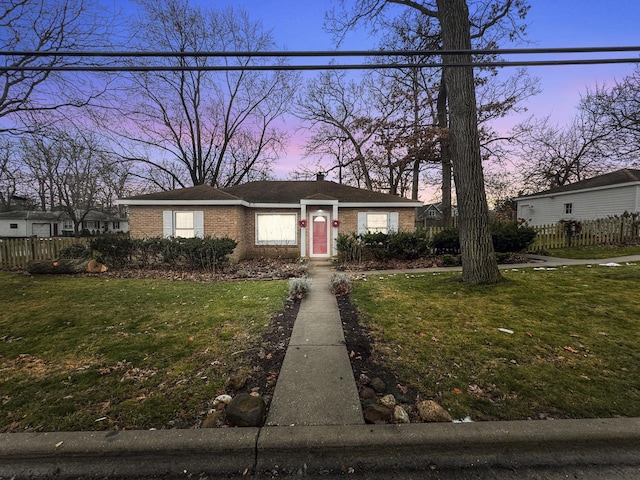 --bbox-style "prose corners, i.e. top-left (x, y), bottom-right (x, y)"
top-left (0, 210), bottom-right (129, 238)
top-left (515, 169), bottom-right (640, 226)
